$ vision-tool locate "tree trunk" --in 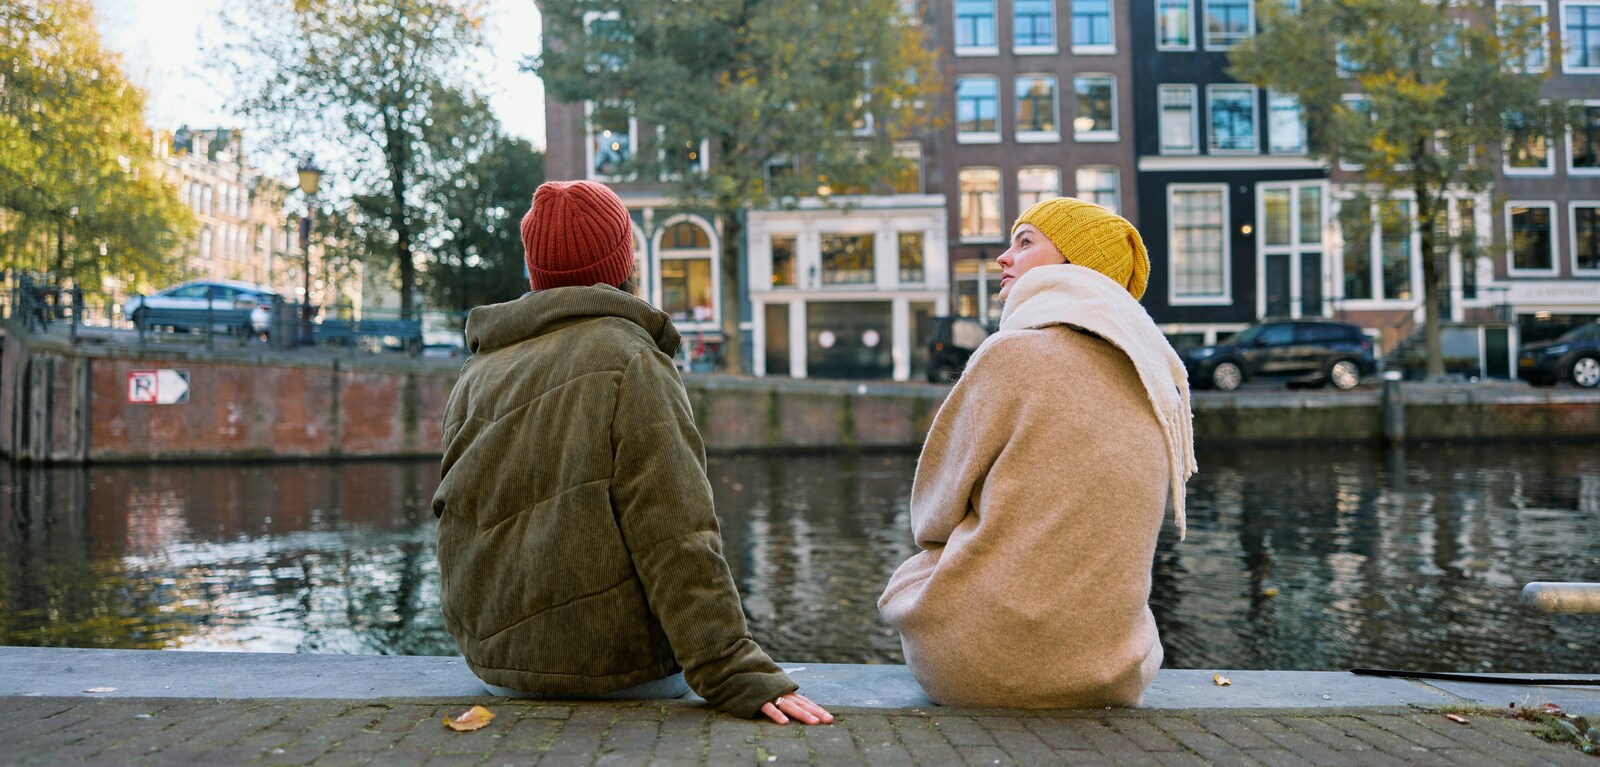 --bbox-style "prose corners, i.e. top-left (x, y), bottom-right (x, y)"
top-left (1415, 184), bottom-right (1445, 380)
top-left (718, 207), bottom-right (745, 374)
top-left (383, 121), bottom-right (415, 320)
